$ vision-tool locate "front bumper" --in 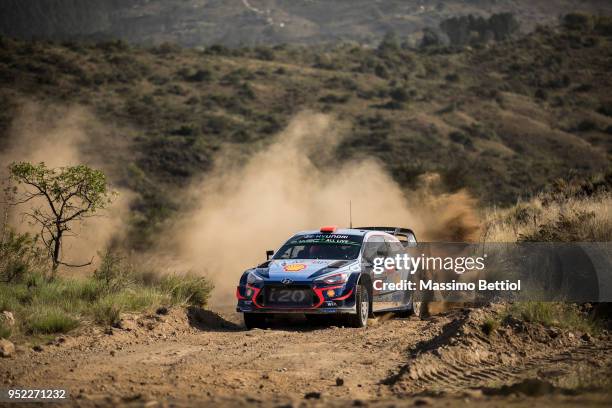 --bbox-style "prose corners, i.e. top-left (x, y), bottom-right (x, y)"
top-left (236, 278), bottom-right (358, 314)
